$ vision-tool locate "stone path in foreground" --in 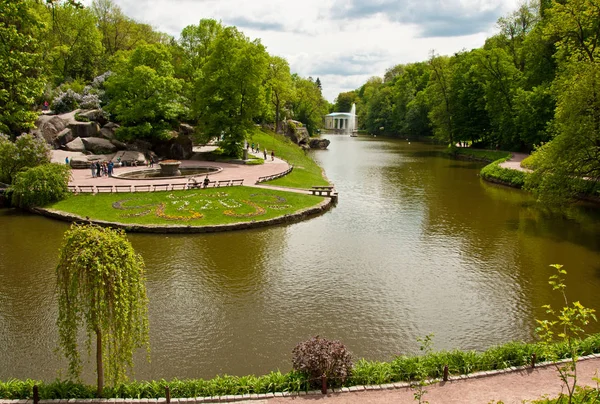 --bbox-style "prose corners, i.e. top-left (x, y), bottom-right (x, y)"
top-left (498, 152), bottom-right (530, 172)
top-left (243, 356), bottom-right (600, 404)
